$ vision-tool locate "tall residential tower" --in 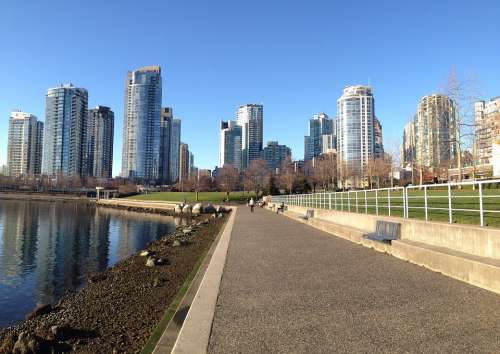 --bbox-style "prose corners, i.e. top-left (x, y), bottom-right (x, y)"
top-left (7, 111), bottom-right (43, 176)
top-left (337, 85), bottom-right (375, 182)
top-left (237, 104), bottom-right (263, 169)
top-left (42, 84), bottom-right (88, 177)
top-left (88, 106), bottom-right (114, 179)
top-left (219, 120), bottom-right (242, 170)
top-left (121, 66), bottom-right (162, 181)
